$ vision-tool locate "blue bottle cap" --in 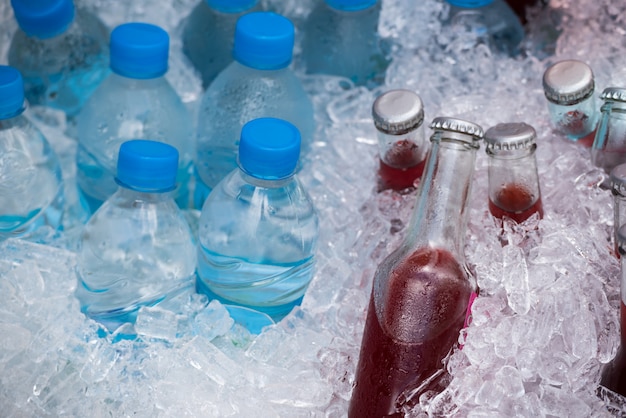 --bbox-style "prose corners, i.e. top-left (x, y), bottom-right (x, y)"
top-left (238, 118), bottom-right (301, 180)
top-left (207, 0), bottom-right (257, 13)
top-left (110, 23), bottom-right (169, 79)
top-left (115, 140), bottom-right (179, 193)
top-left (0, 66), bottom-right (26, 119)
top-left (11, 0), bottom-right (75, 39)
top-left (325, 0), bottom-right (376, 11)
top-left (445, 0), bottom-right (493, 7)
top-left (233, 12), bottom-right (294, 70)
